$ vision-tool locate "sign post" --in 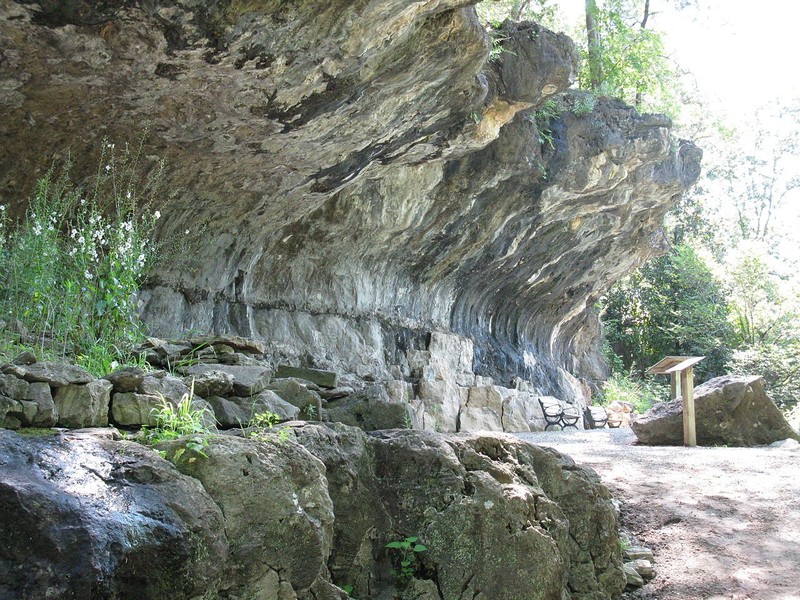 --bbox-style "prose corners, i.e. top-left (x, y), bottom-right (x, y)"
top-left (646, 356), bottom-right (705, 447)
